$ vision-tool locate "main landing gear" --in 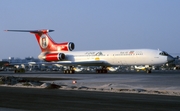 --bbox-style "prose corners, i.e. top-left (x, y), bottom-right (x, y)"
top-left (96, 66), bottom-right (108, 73)
top-left (63, 66), bottom-right (75, 74)
top-left (146, 67), bottom-right (152, 73)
